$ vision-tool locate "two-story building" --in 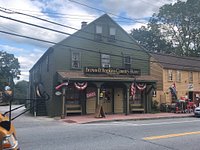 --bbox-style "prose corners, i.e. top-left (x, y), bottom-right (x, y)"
top-left (29, 14), bottom-right (156, 117)
top-left (150, 53), bottom-right (200, 106)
